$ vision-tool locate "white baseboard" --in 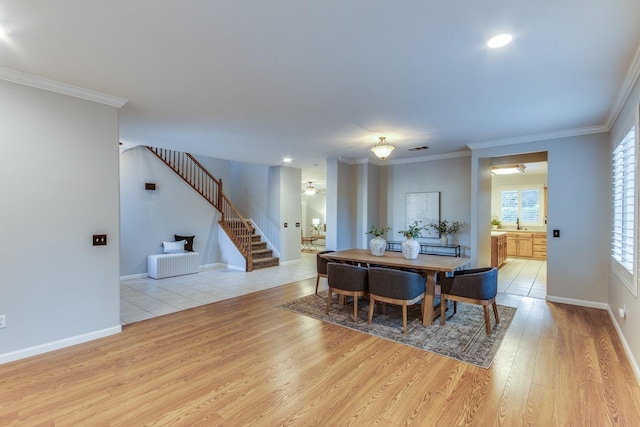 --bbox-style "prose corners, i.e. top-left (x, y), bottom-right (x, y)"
top-left (120, 273), bottom-right (148, 280)
top-left (545, 295), bottom-right (609, 310)
top-left (200, 263), bottom-right (225, 269)
top-left (606, 306), bottom-right (640, 385)
top-left (0, 325), bottom-right (122, 365)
